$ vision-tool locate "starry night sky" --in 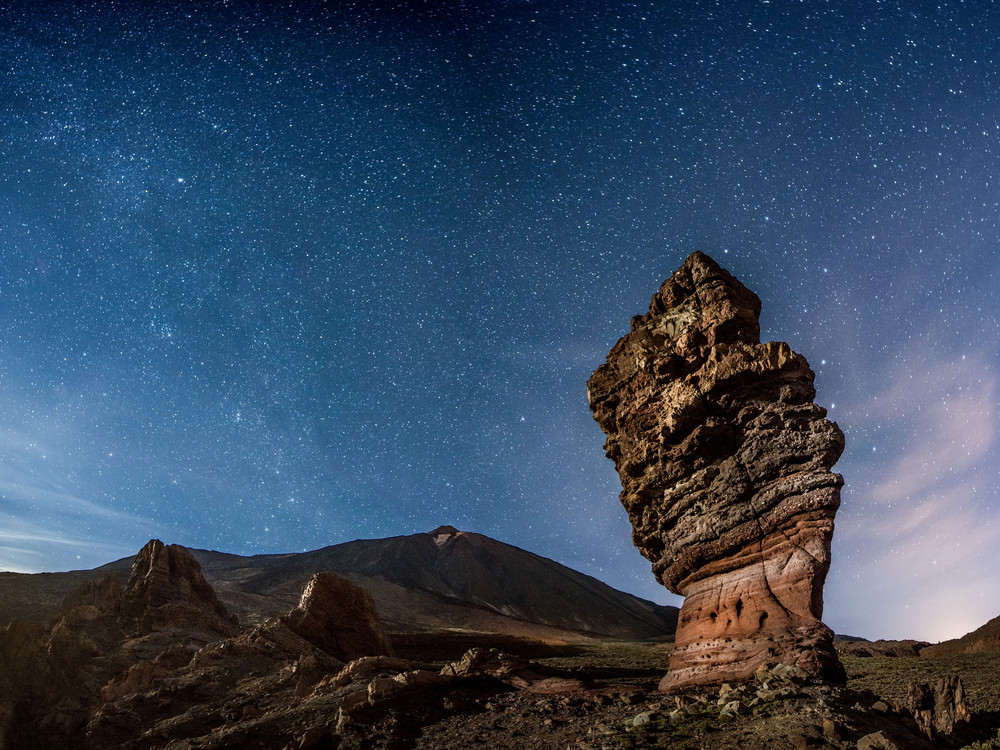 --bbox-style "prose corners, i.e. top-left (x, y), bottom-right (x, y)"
top-left (2, 0), bottom-right (999, 643)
